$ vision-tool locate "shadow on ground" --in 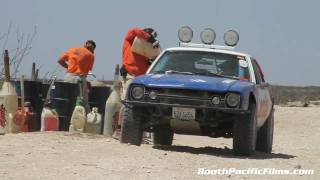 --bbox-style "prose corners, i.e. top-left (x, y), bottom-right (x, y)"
top-left (153, 145), bottom-right (296, 160)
